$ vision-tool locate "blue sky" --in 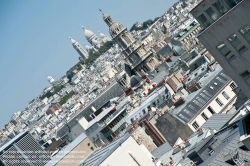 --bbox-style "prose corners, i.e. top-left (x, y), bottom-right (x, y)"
top-left (0, 0), bottom-right (178, 127)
